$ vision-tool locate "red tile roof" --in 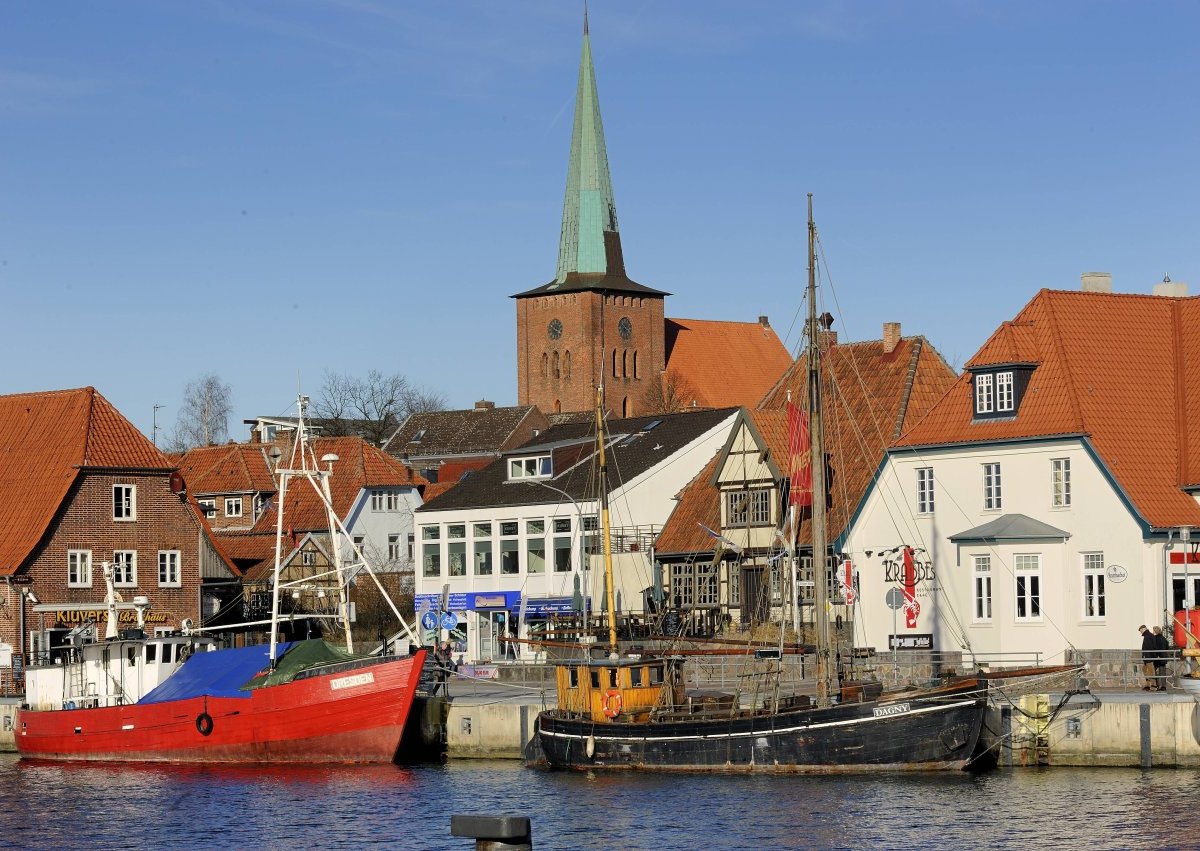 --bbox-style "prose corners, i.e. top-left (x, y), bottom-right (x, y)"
top-left (0, 387), bottom-right (172, 574)
top-left (895, 289), bottom-right (1200, 529)
top-left (657, 335), bottom-right (957, 554)
top-left (176, 443), bottom-right (277, 495)
top-left (664, 318), bottom-right (793, 409)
